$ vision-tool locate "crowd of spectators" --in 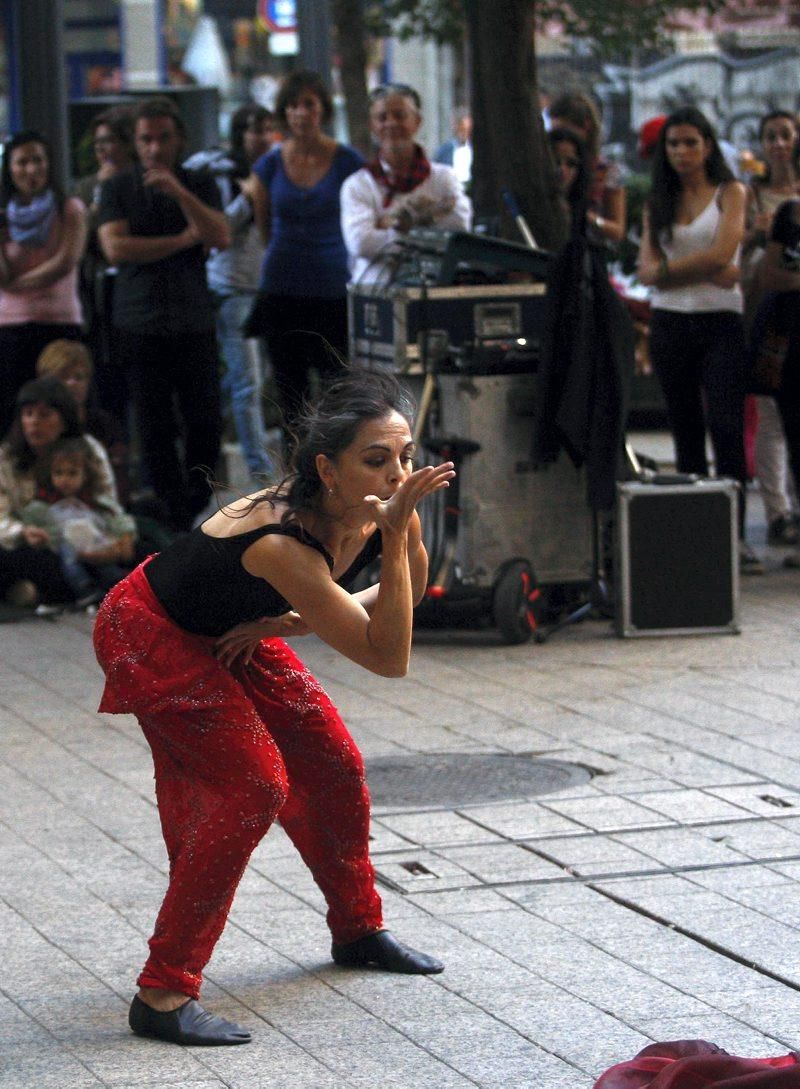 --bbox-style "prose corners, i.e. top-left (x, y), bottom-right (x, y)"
top-left (0, 74), bottom-right (472, 616)
top-left (1, 75), bottom-right (798, 614)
